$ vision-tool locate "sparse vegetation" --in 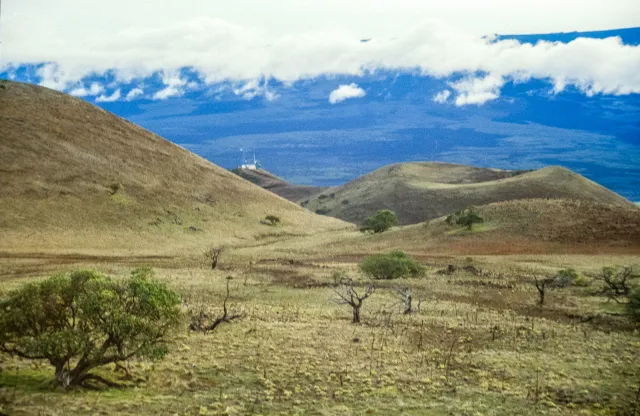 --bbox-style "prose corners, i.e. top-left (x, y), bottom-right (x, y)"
top-left (204, 246), bottom-right (224, 269)
top-left (554, 268), bottom-right (579, 287)
top-left (532, 275), bottom-right (555, 306)
top-left (189, 276), bottom-right (243, 333)
top-left (594, 265), bottom-right (638, 303)
top-left (0, 268), bottom-right (181, 389)
top-left (360, 250), bottom-right (423, 280)
top-left (329, 274), bottom-right (375, 323)
top-left (263, 215), bottom-right (282, 226)
top-left (360, 209), bottom-right (398, 233)
top-left (627, 288), bottom-right (640, 321)
top-left (108, 182), bottom-right (124, 195)
top-left (447, 207), bottom-right (484, 230)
